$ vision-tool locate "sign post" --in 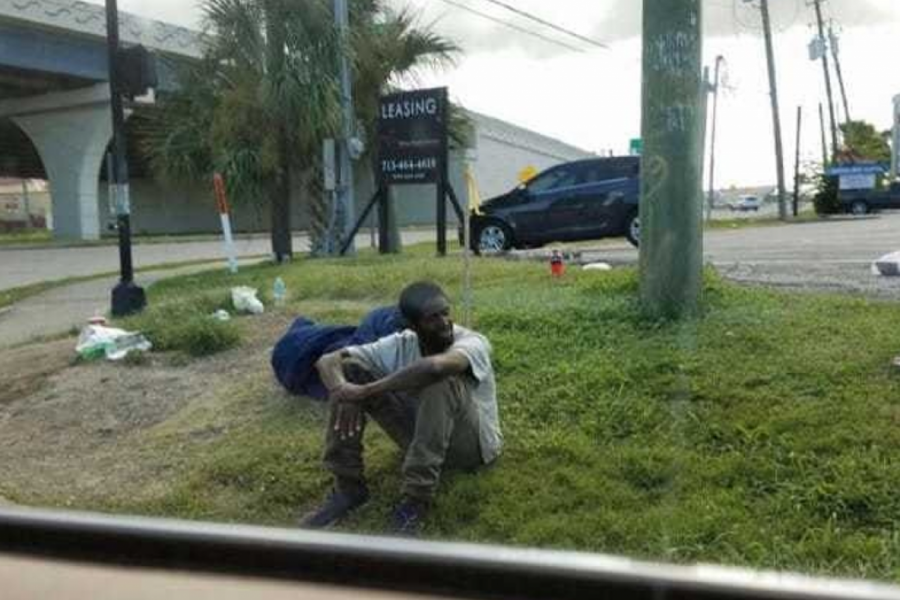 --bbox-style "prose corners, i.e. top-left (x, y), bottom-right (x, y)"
top-left (377, 87), bottom-right (450, 256)
top-left (341, 87), bottom-right (462, 257)
top-left (213, 174), bottom-right (239, 274)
